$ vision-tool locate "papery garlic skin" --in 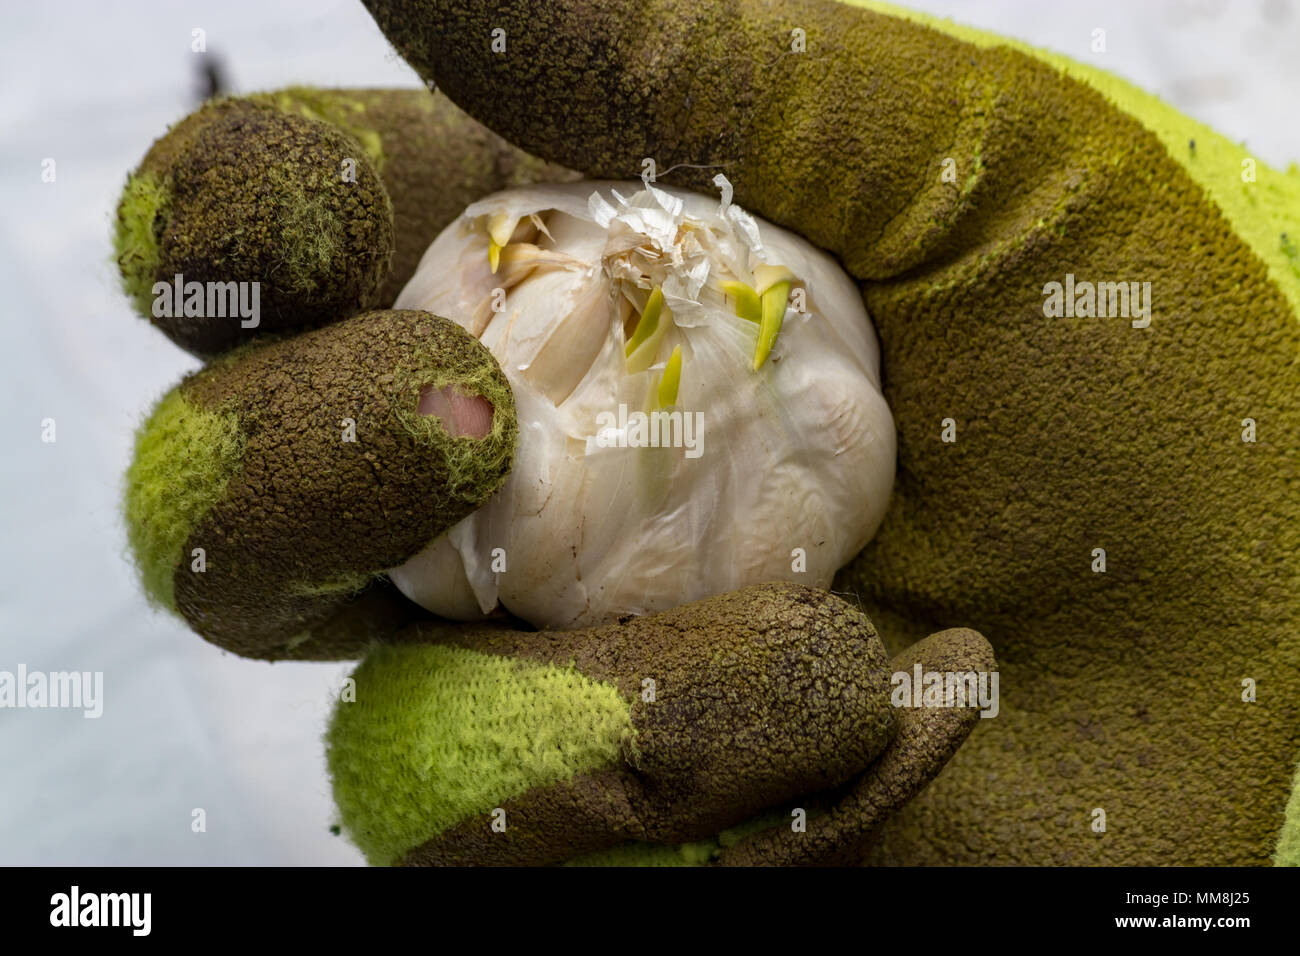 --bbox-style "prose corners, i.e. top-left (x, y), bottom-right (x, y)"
top-left (390, 179), bottom-right (895, 630)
